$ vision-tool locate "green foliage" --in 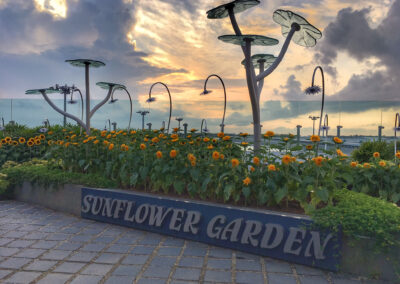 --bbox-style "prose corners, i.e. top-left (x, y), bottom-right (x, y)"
top-left (0, 173), bottom-right (9, 195)
top-left (351, 140), bottom-right (399, 163)
top-left (1, 160), bottom-right (118, 191)
top-left (309, 189), bottom-right (400, 250)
